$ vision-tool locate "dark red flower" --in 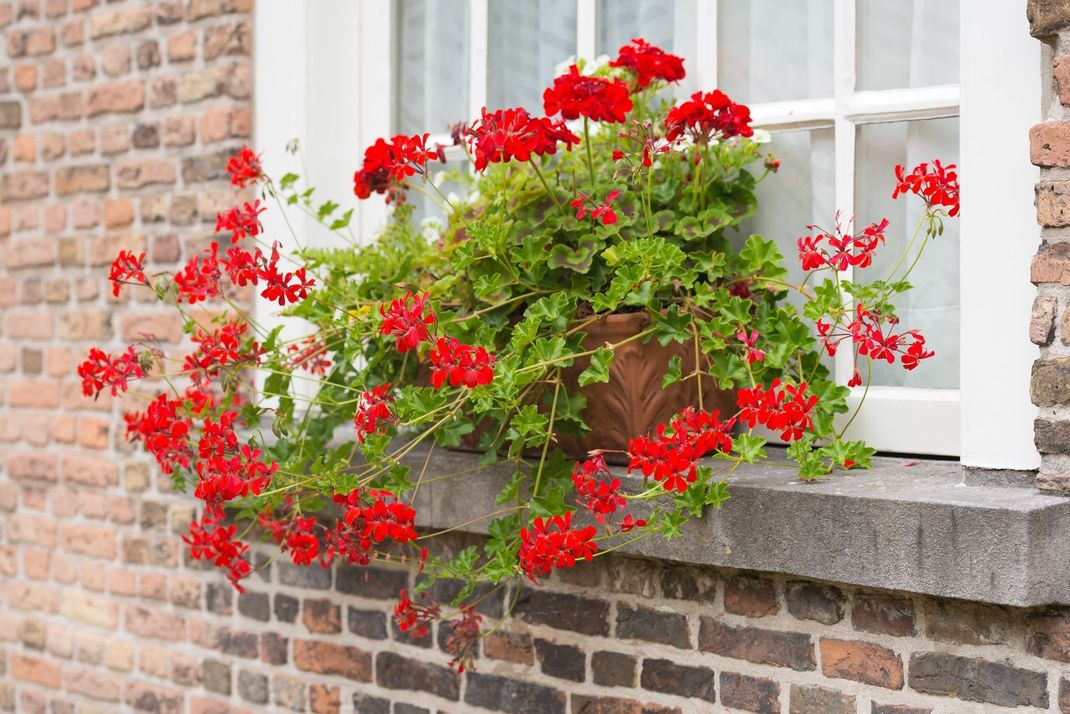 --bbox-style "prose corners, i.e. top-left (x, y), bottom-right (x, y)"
top-left (78, 346), bottom-right (143, 398)
top-left (518, 512), bottom-right (598, 583)
top-left (393, 589), bottom-right (440, 639)
top-left (353, 133), bottom-right (441, 202)
top-left (665, 90), bottom-right (753, 143)
top-left (465, 107), bottom-right (580, 172)
top-left (445, 605), bottom-right (482, 673)
top-left (226, 146), bottom-right (264, 188)
top-left (108, 250), bottom-right (147, 297)
top-left (184, 321), bottom-right (262, 389)
top-left (174, 243), bottom-right (222, 305)
top-left (215, 200), bottom-right (266, 243)
top-left (379, 291), bottom-right (436, 353)
top-left (285, 335), bottom-right (332, 375)
top-left (183, 511), bottom-right (251, 592)
top-left (893, 159), bottom-right (959, 217)
top-left (428, 337), bottom-right (496, 389)
top-left (610, 38), bottom-right (686, 89)
top-left (354, 384), bottom-right (393, 443)
top-left (543, 65), bottom-right (633, 123)
top-left (124, 393), bottom-right (193, 475)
